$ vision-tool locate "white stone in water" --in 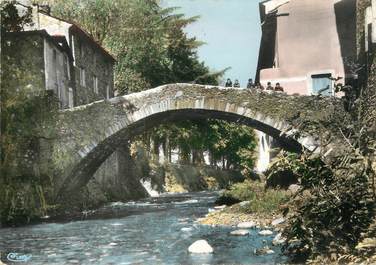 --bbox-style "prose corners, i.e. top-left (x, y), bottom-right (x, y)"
top-left (272, 233), bottom-right (286, 246)
top-left (271, 217), bottom-right (285, 226)
top-left (214, 205), bottom-right (226, 210)
top-left (208, 208), bottom-right (216, 213)
top-left (237, 221), bottom-right (256, 229)
top-left (258, 230), bottom-right (273, 236)
top-left (181, 227), bottom-right (193, 232)
top-left (188, 240), bottom-right (213, 254)
top-left (254, 246), bottom-right (274, 255)
top-left (230, 229), bottom-right (250, 236)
